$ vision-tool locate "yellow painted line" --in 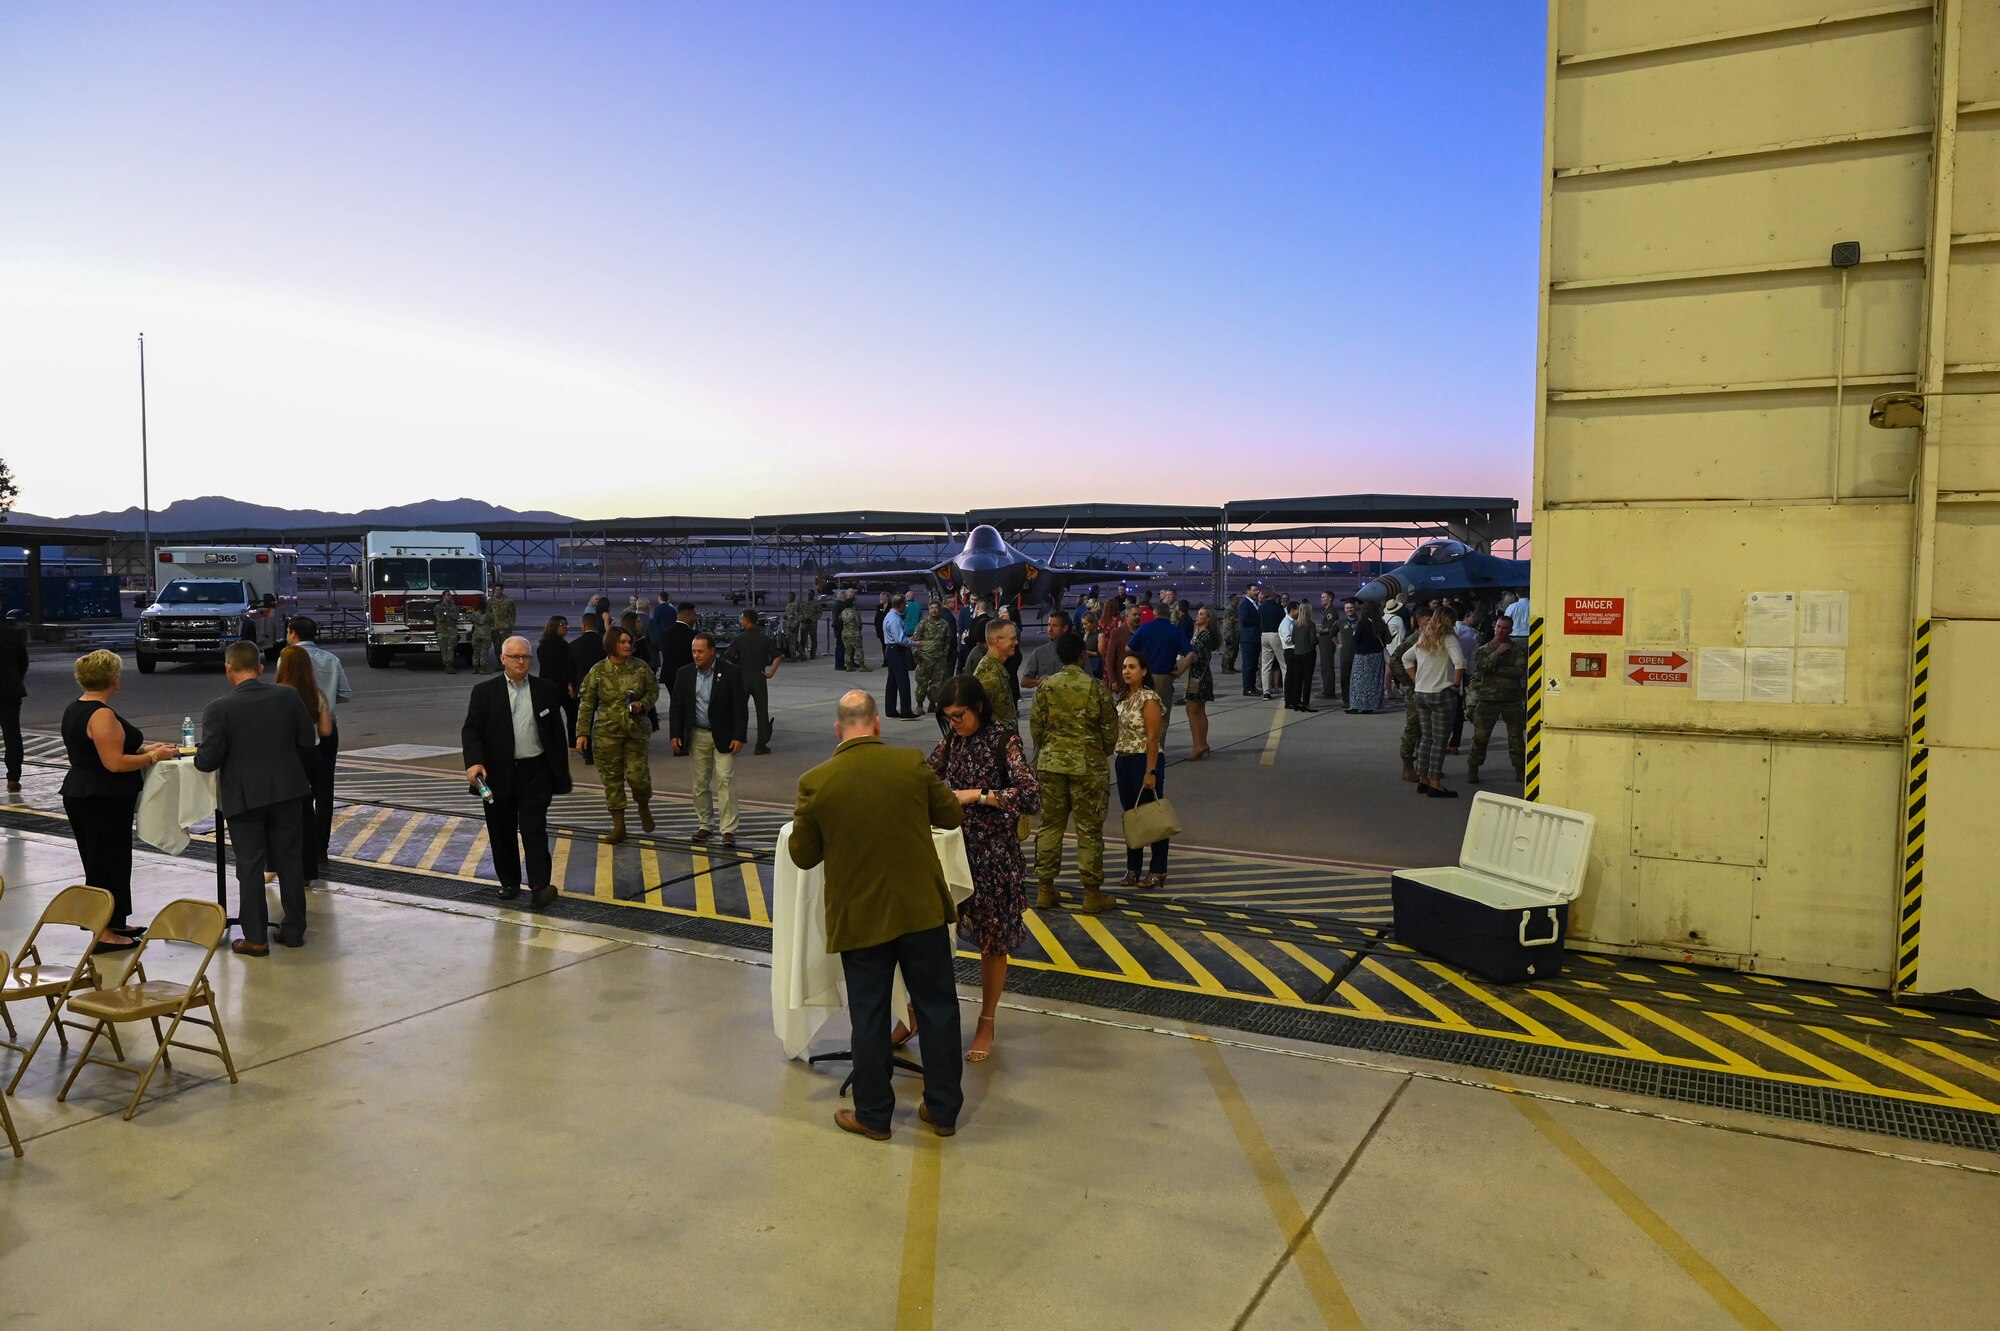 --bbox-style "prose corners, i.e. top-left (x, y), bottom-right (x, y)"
top-left (1750, 1002), bottom-right (1791, 1015)
top-left (376, 811), bottom-right (433, 866)
top-left (1797, 995), bottom-right (1837, 1008)
top-left (1023, 910), bottom-right (1079, 972)
top-left (1138, 922), bottom-right (1227, 994)
top-left (1507, 1095), bottom-right (1782, 1331)
top-left (1364, 958), bottom-right (1473, 1028)
top-left (336, 806), bottom-right (396, 858)
top-left (639, 846), bottom-right (663, 908)
top-left (1204, 932), bottom-right (1301, 1004)
top-left (452, 828), bottom-right (490, 878)
top-left (740, 861), bottom-right (769, 926)
top-left (1661, 965), bottom-right (1697, 975)
top-left (1809, 1027), bottom-right (1997, 1105)
top-left (328, 805), bottom-right (365, 836)
top-left (1527, 989), bottom-right (1655, 1054)
top-left (1192, 1036), bottom-right (1365, 1330)
top-left (1948, 1027), bottom-right (1996, 1042)
top-left (1703, 983), bottom-right (1744, 995)
top-left (1420, 962), bottom-right (1561, 1041)
top-left (593, 840), bottom-right (615, 900)
top-left (414, 820), bottom-right (462, 872)
top-left (691, 851), bottom-right (716, 917)
top-left (1705, 1012), bottom-right (1872, 1088)
top-left (1258, 705), bottom-right (1287, 766)
top-left (548, 834), bottom-right (573, 893)
top-left (1074, 914), bottom-right (1147, 981)
top-left (1615, 1002), bottom-right (1762, 1073)
top-left (1906, 1040), bottom-right (2000, 1087)
top-left (894, 1131), bottom-right (944, 1331)
top-left (1844, 1014), bottom-right (1891, 1028)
